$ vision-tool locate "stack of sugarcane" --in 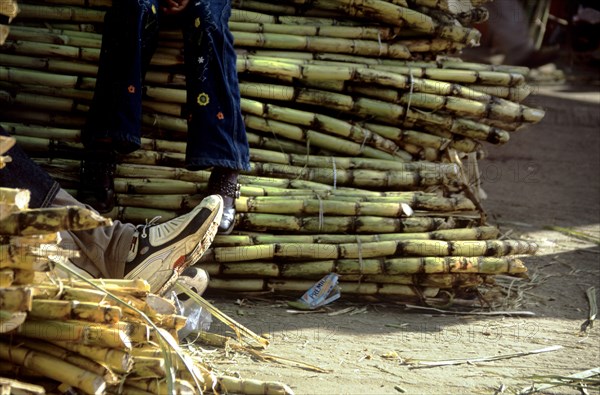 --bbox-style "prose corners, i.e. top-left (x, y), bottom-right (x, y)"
top-left (0, 0), bottom-right (541, 301)
top-left (0, 136), bottom-right (293, 395)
